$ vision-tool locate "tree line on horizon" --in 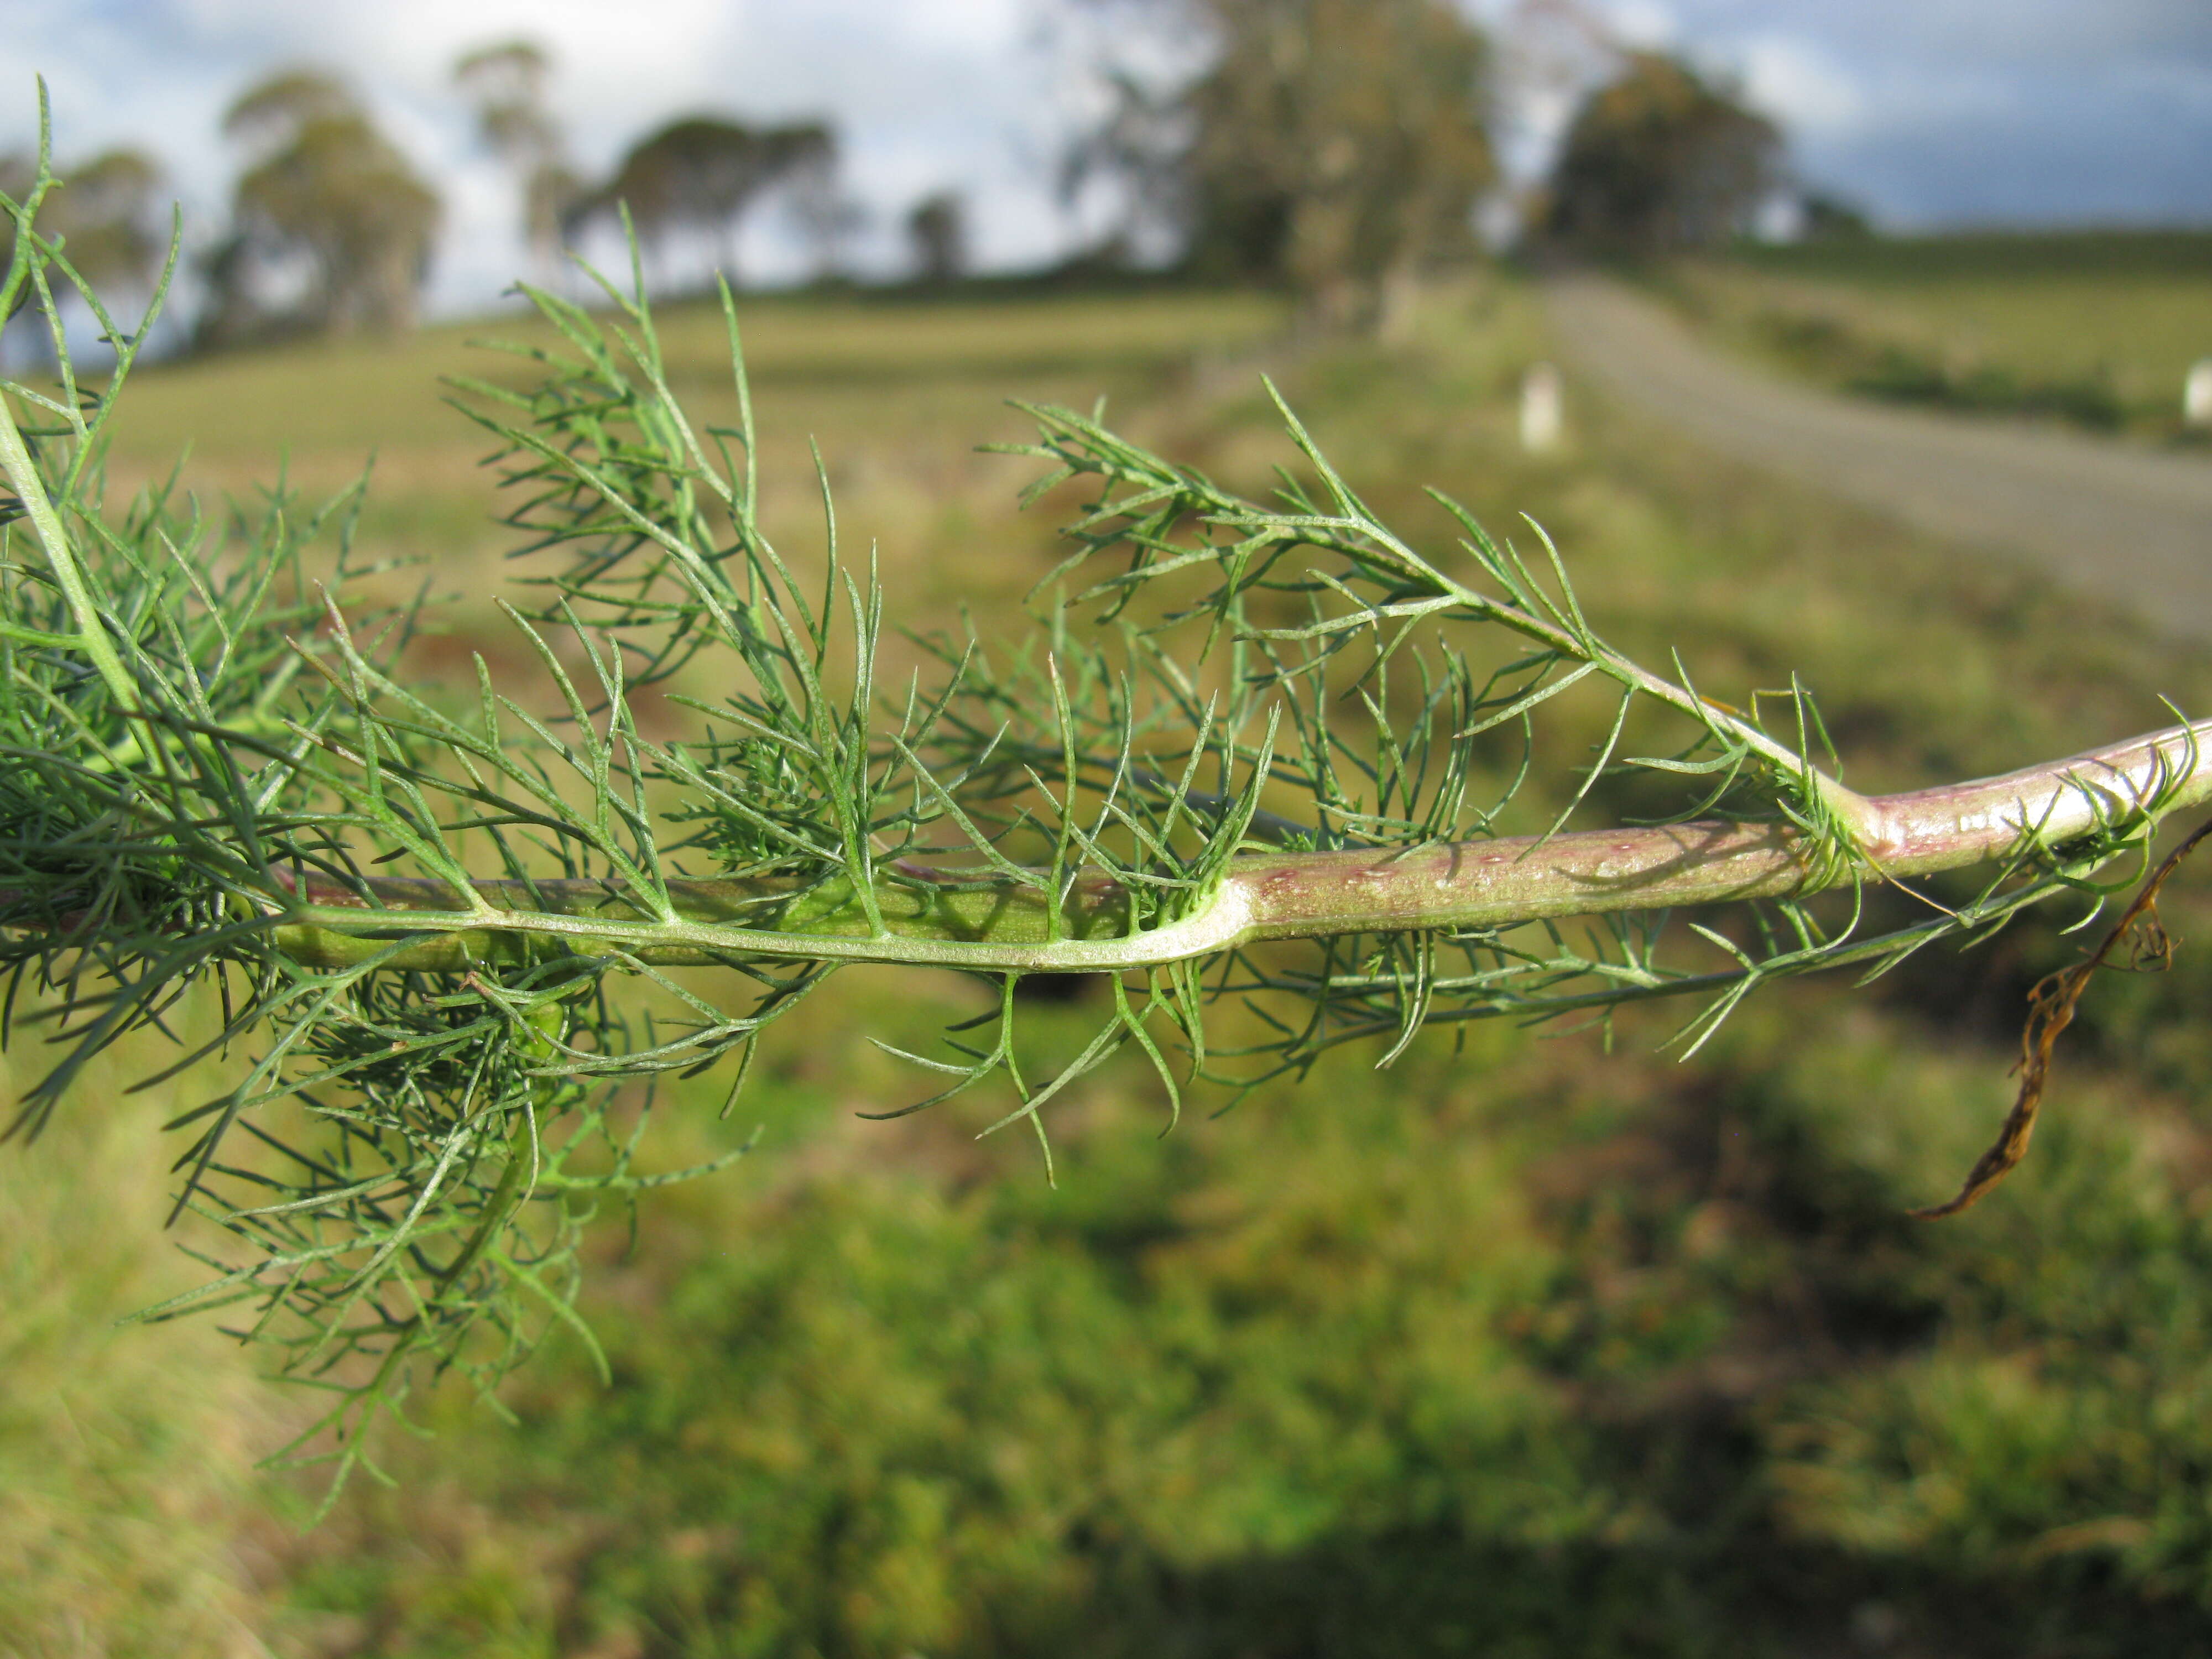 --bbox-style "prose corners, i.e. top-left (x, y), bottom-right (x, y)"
top-left (3, 0), bottom-right (1808, 354)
